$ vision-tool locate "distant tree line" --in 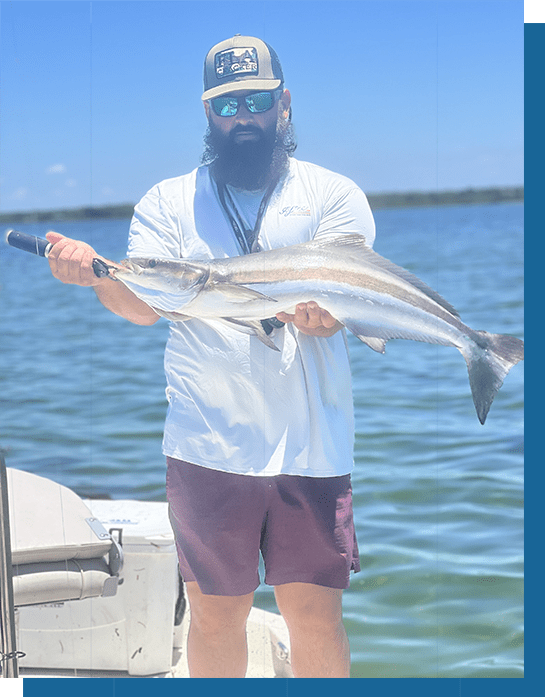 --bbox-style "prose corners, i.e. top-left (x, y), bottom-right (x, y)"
top-left (366, 186), bottom-right (523, 210)
top-left (0, 186), bottom-right (523, 224)
top-left (0, 203), bottom-right (137, 225)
